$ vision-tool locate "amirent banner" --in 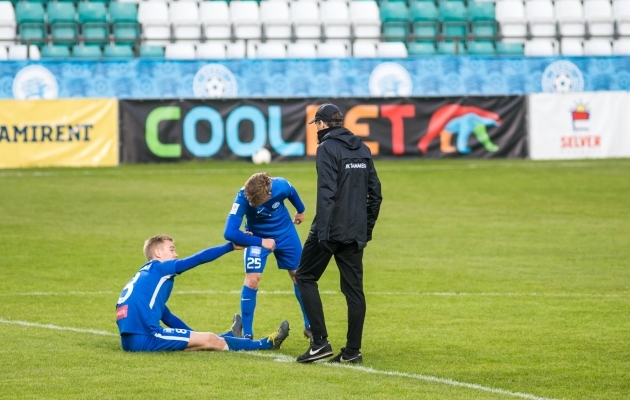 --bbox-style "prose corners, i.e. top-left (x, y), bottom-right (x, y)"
top-left (120, 97), bottom-right (526, 163)
top-left (0, 99), bottom-right (118, 168)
